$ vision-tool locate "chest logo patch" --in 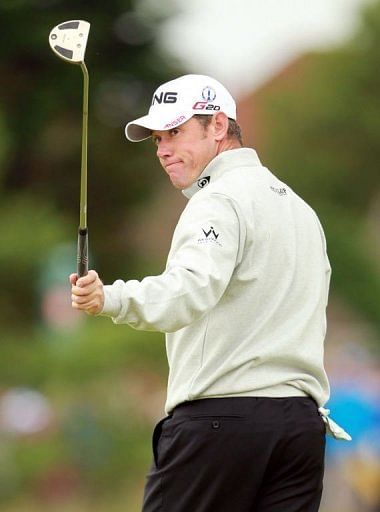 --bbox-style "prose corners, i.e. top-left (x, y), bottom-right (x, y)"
top-left (197, 176), bottom-right (211, 188)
